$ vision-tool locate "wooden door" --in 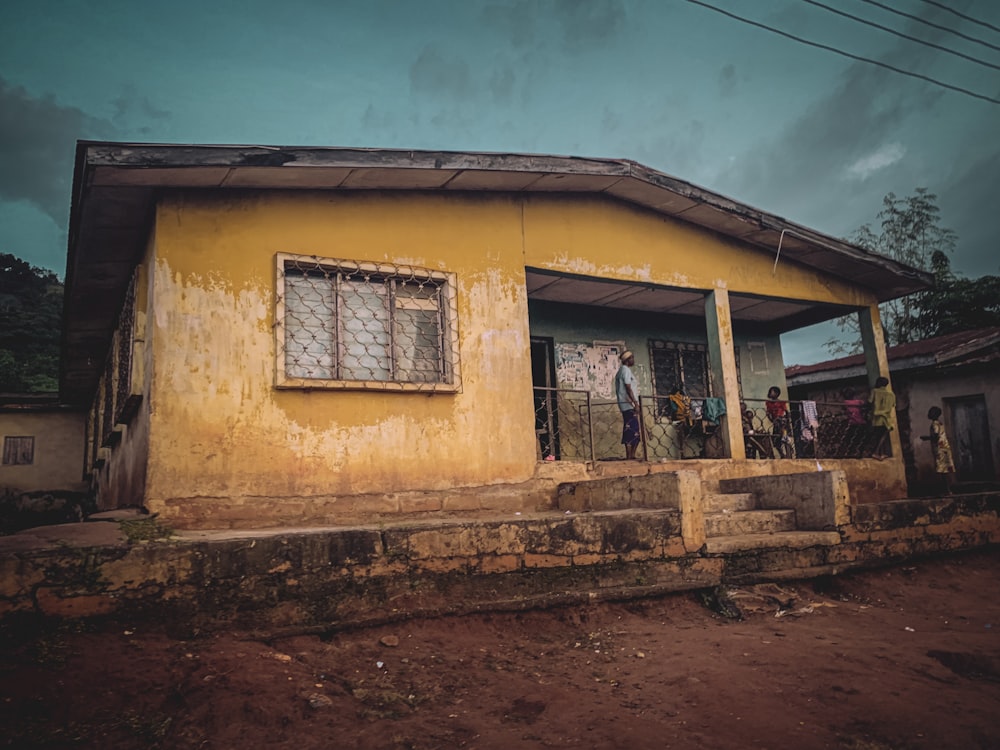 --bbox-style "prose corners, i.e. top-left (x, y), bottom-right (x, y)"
top-left (948, 395), bottom-right (994, 481)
